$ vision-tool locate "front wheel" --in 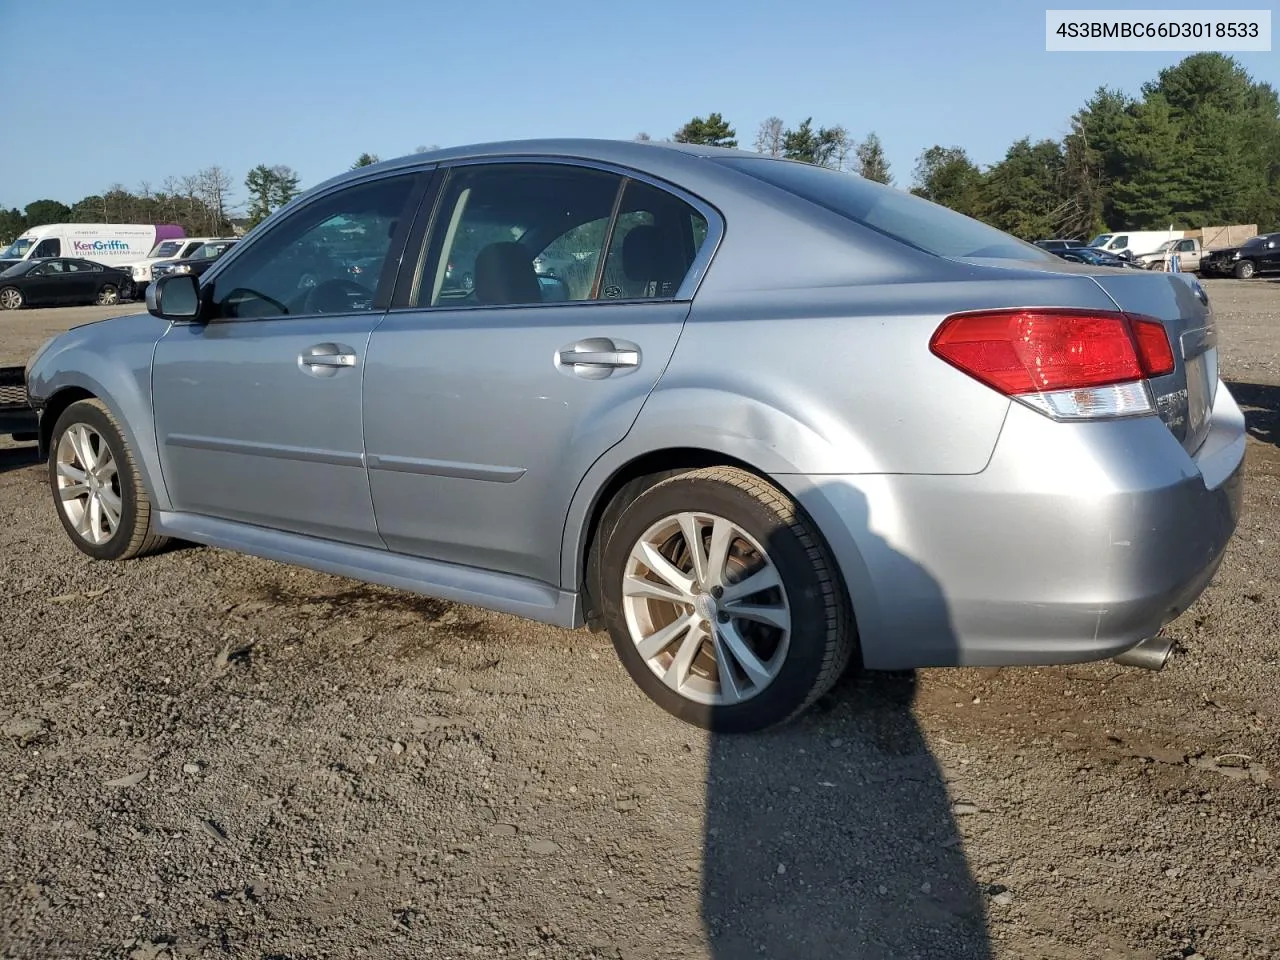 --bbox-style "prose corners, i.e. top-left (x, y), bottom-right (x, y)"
top-left (49, 399), bottom-right (169, 561)
top-left (1234, 260), bottom-right (1256, 280)
top-left (0, 286), bottom-right (22, 310)
top-left (96, 284), bottom-right (120, 306)
top-left (597, 467), bottom-right (855, 732)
